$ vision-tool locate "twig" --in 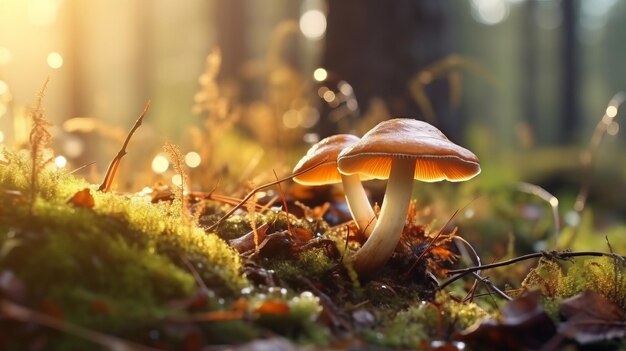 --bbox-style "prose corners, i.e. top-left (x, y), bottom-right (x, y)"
top-left (0, 298), bottom-right (159, 351)
top-left (205, 156), bottom-right (328, 232)
top-left (471, 272), bottom-right (512, 301)
top-left (98, 101), bottom-right (150, 192)
top-left (440, 250), bottom-right (626, 290)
